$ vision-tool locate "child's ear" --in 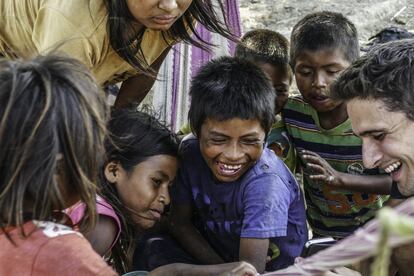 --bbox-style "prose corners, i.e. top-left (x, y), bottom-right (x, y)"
top-left (104, 161), bottom-right (119, 183)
